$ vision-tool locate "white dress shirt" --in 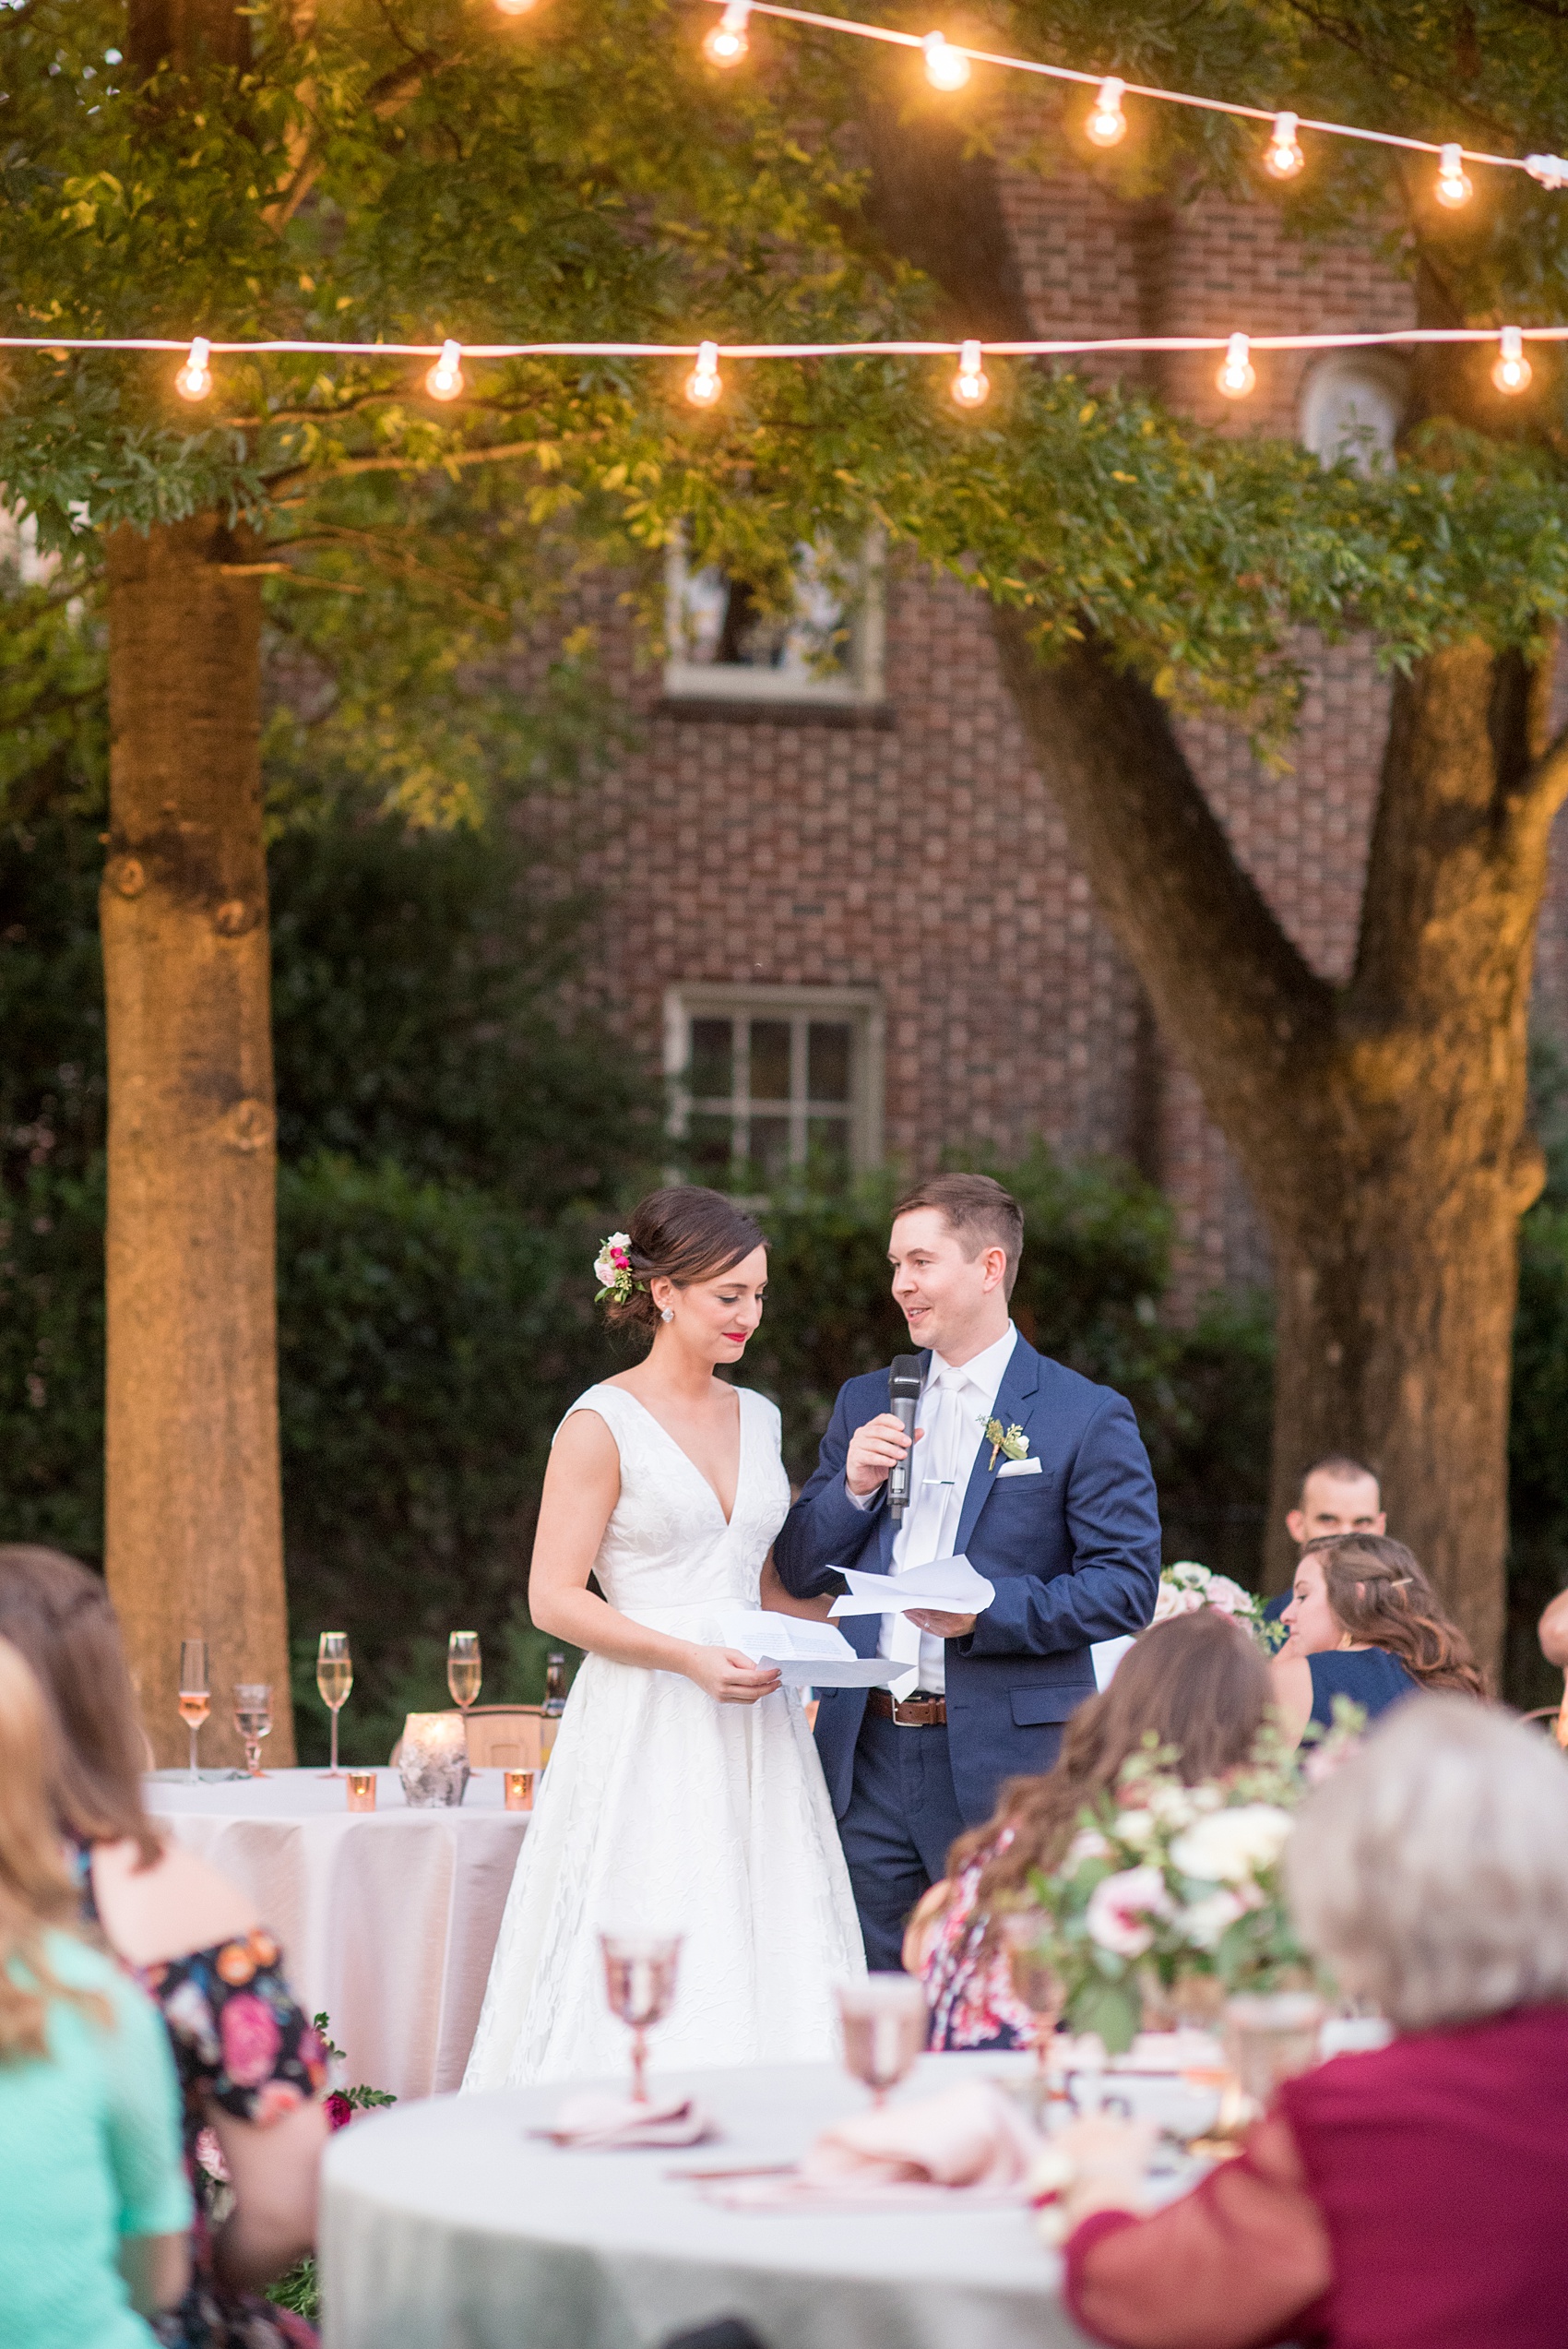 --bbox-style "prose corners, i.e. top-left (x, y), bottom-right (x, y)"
top-left (848, 1322), bottom-right (1018, 1698)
